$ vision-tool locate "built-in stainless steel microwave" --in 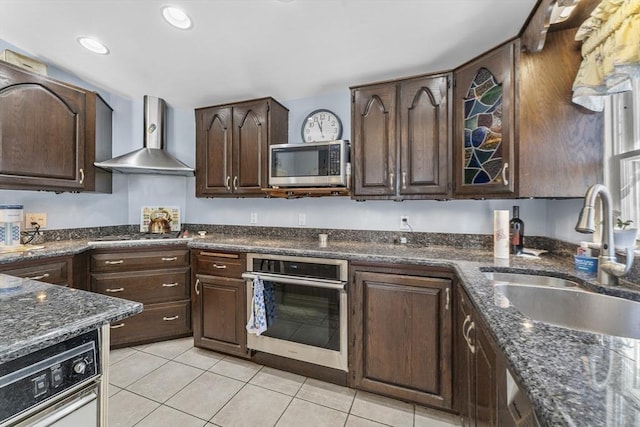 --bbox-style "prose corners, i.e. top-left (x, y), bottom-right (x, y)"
top-left (269, 140), bottom-right (350, 187)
